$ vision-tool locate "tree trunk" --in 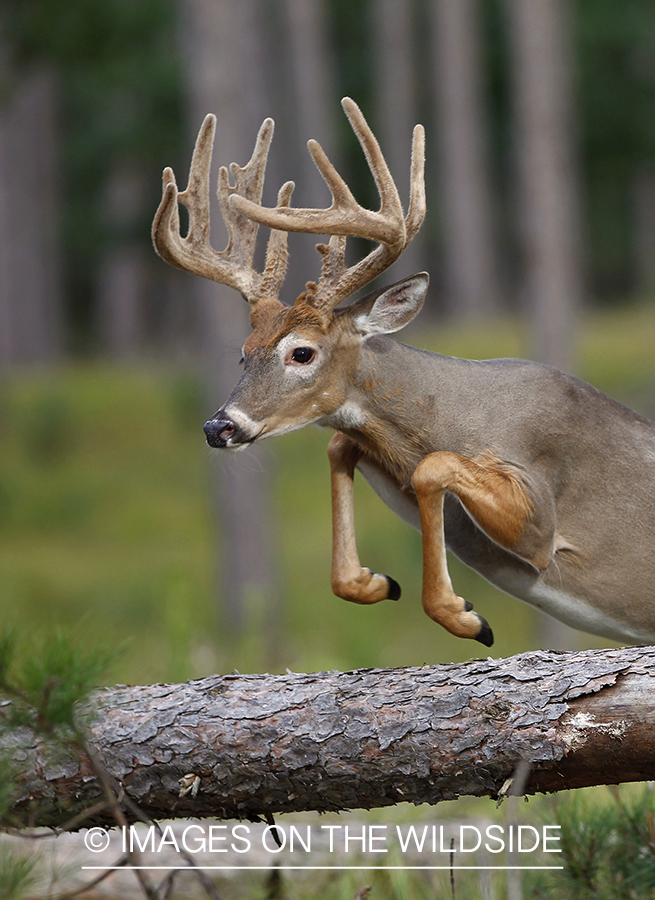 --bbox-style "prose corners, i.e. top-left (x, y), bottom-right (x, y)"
top-left (0, 63), bottom-right (64, 365)
top-left (7, 646), bottom-right (655, 828)
top-left (633, 167), bottom-right (655, 294)
top-left (504, 0), bottom-right (583, 652)
top-left (281, 0), bottom-right (338, 300)
top-left (504, 0), bottom-right (582, 374)
top-left (96, 162), bottom-right (149, 358)
top-left (371, 0), bottom-right (424, 284)
top-left (182, 0), bottom-right (280, 649)
top-left (431, 0), bottom-right (500, 319)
